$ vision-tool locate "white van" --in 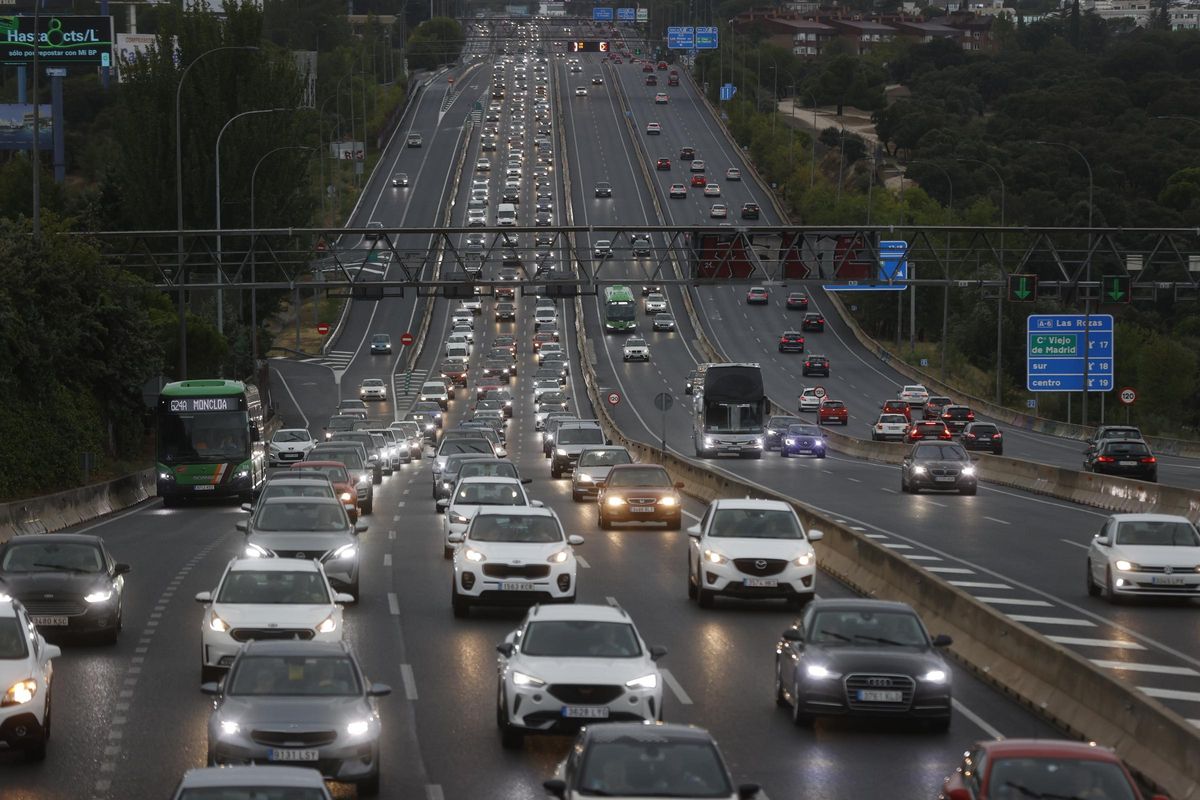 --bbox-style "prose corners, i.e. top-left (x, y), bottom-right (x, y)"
top-left (496, 203), bottom-right (517, 227)
top-left (445, 342), bottom-right (470, 361)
